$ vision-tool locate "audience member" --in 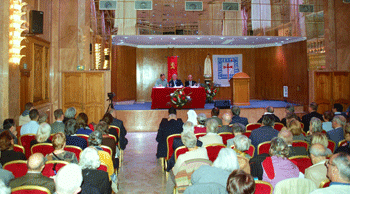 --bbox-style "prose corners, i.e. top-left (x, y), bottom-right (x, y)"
top-left (218, 113), bottom-right (233, 133)
top-left (205, 107), bottom-right (222, 126)
top-left (334, 123), bottom-right (350, 155)
top-left (332, 103), bottom-right (347, 118)
top-left (38, 111), bottom-right (49, 124)
top-left (45, 132), bottom-right (78, 163)
top-left (9, 153), bottom-right (55, 193)
top-left (322, 111), bottom-right (334, 132)
top-left (302, 102), bottom-right (323, 132)
top-left (156, 107), bottom-right (183, 158)
top-left (304, 143), bottom-right (328, 188)
top-left (327, 115), bottom-right (346, 150)
top-left (186, 109), bottom-right (198, 126)
top-left (79, 147), bottom-right (112, 194)
top-left (65, 119), bottom-right (88, 150)
top-left (227, 169), bottom-right (255, 194)
top-left (281, 104), bottom-right (301, 126)
top-left (108, 108), bottom-right (128, 150)
top-left (284, 112), bottom-right (302, 128)
top-left (55, 163), bottom-right (83, 194)
top-left (194, 113), bottom-right (207, 133)
top-left (63, 107), bottom-right (76, 124)
top-left (0, 131), bottom-right (26, 165)
top-left (308, 117), bottom-right (323, 136)
top-left (287, 119), bottom-right (307, 141)
top-left (185, 148), bottom-right (239, 193)
top-left (311, 132), bottom-right (332, 156)
top-left (230, 106), bottom-right (249, 126)
top-left (50, 109), bottom-right (65, 134)
top-left (232, 135), bottom-right (252, 174)
top-left (249, 114), bottom-right (279, 149)
top-left (226, 123), bottom-right (245, 147)
top-left (20, 109), bottom-right (40, 135)
top-left (19, 102), bottom-right (33, 126)
top-left (0, 166), bottom-right (14, 186)
top-left (310, 152), bottom-right (350, 194)
top-left (257, 106), bottom-right (280, 123)
top-left (30, 122), bottom-right (52, 148)
top-left (278, 129), bottom-right (308, 157)
top-left (101, 112), bottom-right (120, 142)
top-left (95, 121), bottom-right (117, 162)
top-left (0, 180), bottom-right (11, 194)
top-left (1, 119), bottom-right (18, 144)
top-left (76, 113), bottom-right (93, 135)
top-left (199, 119), bottom-right (223, 146)
top-left (261, 137), bottom-right (300, 188)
